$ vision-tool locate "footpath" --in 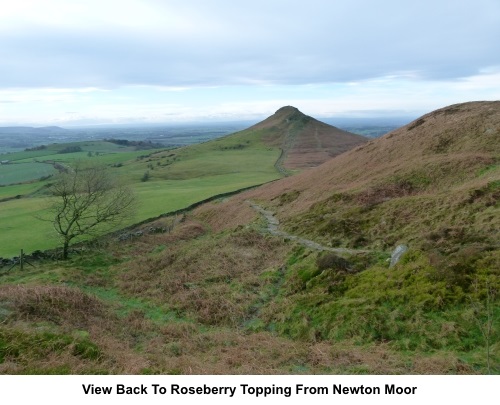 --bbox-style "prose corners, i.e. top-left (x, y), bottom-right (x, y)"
top-left (246, 200), bottom-right (371, 255)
